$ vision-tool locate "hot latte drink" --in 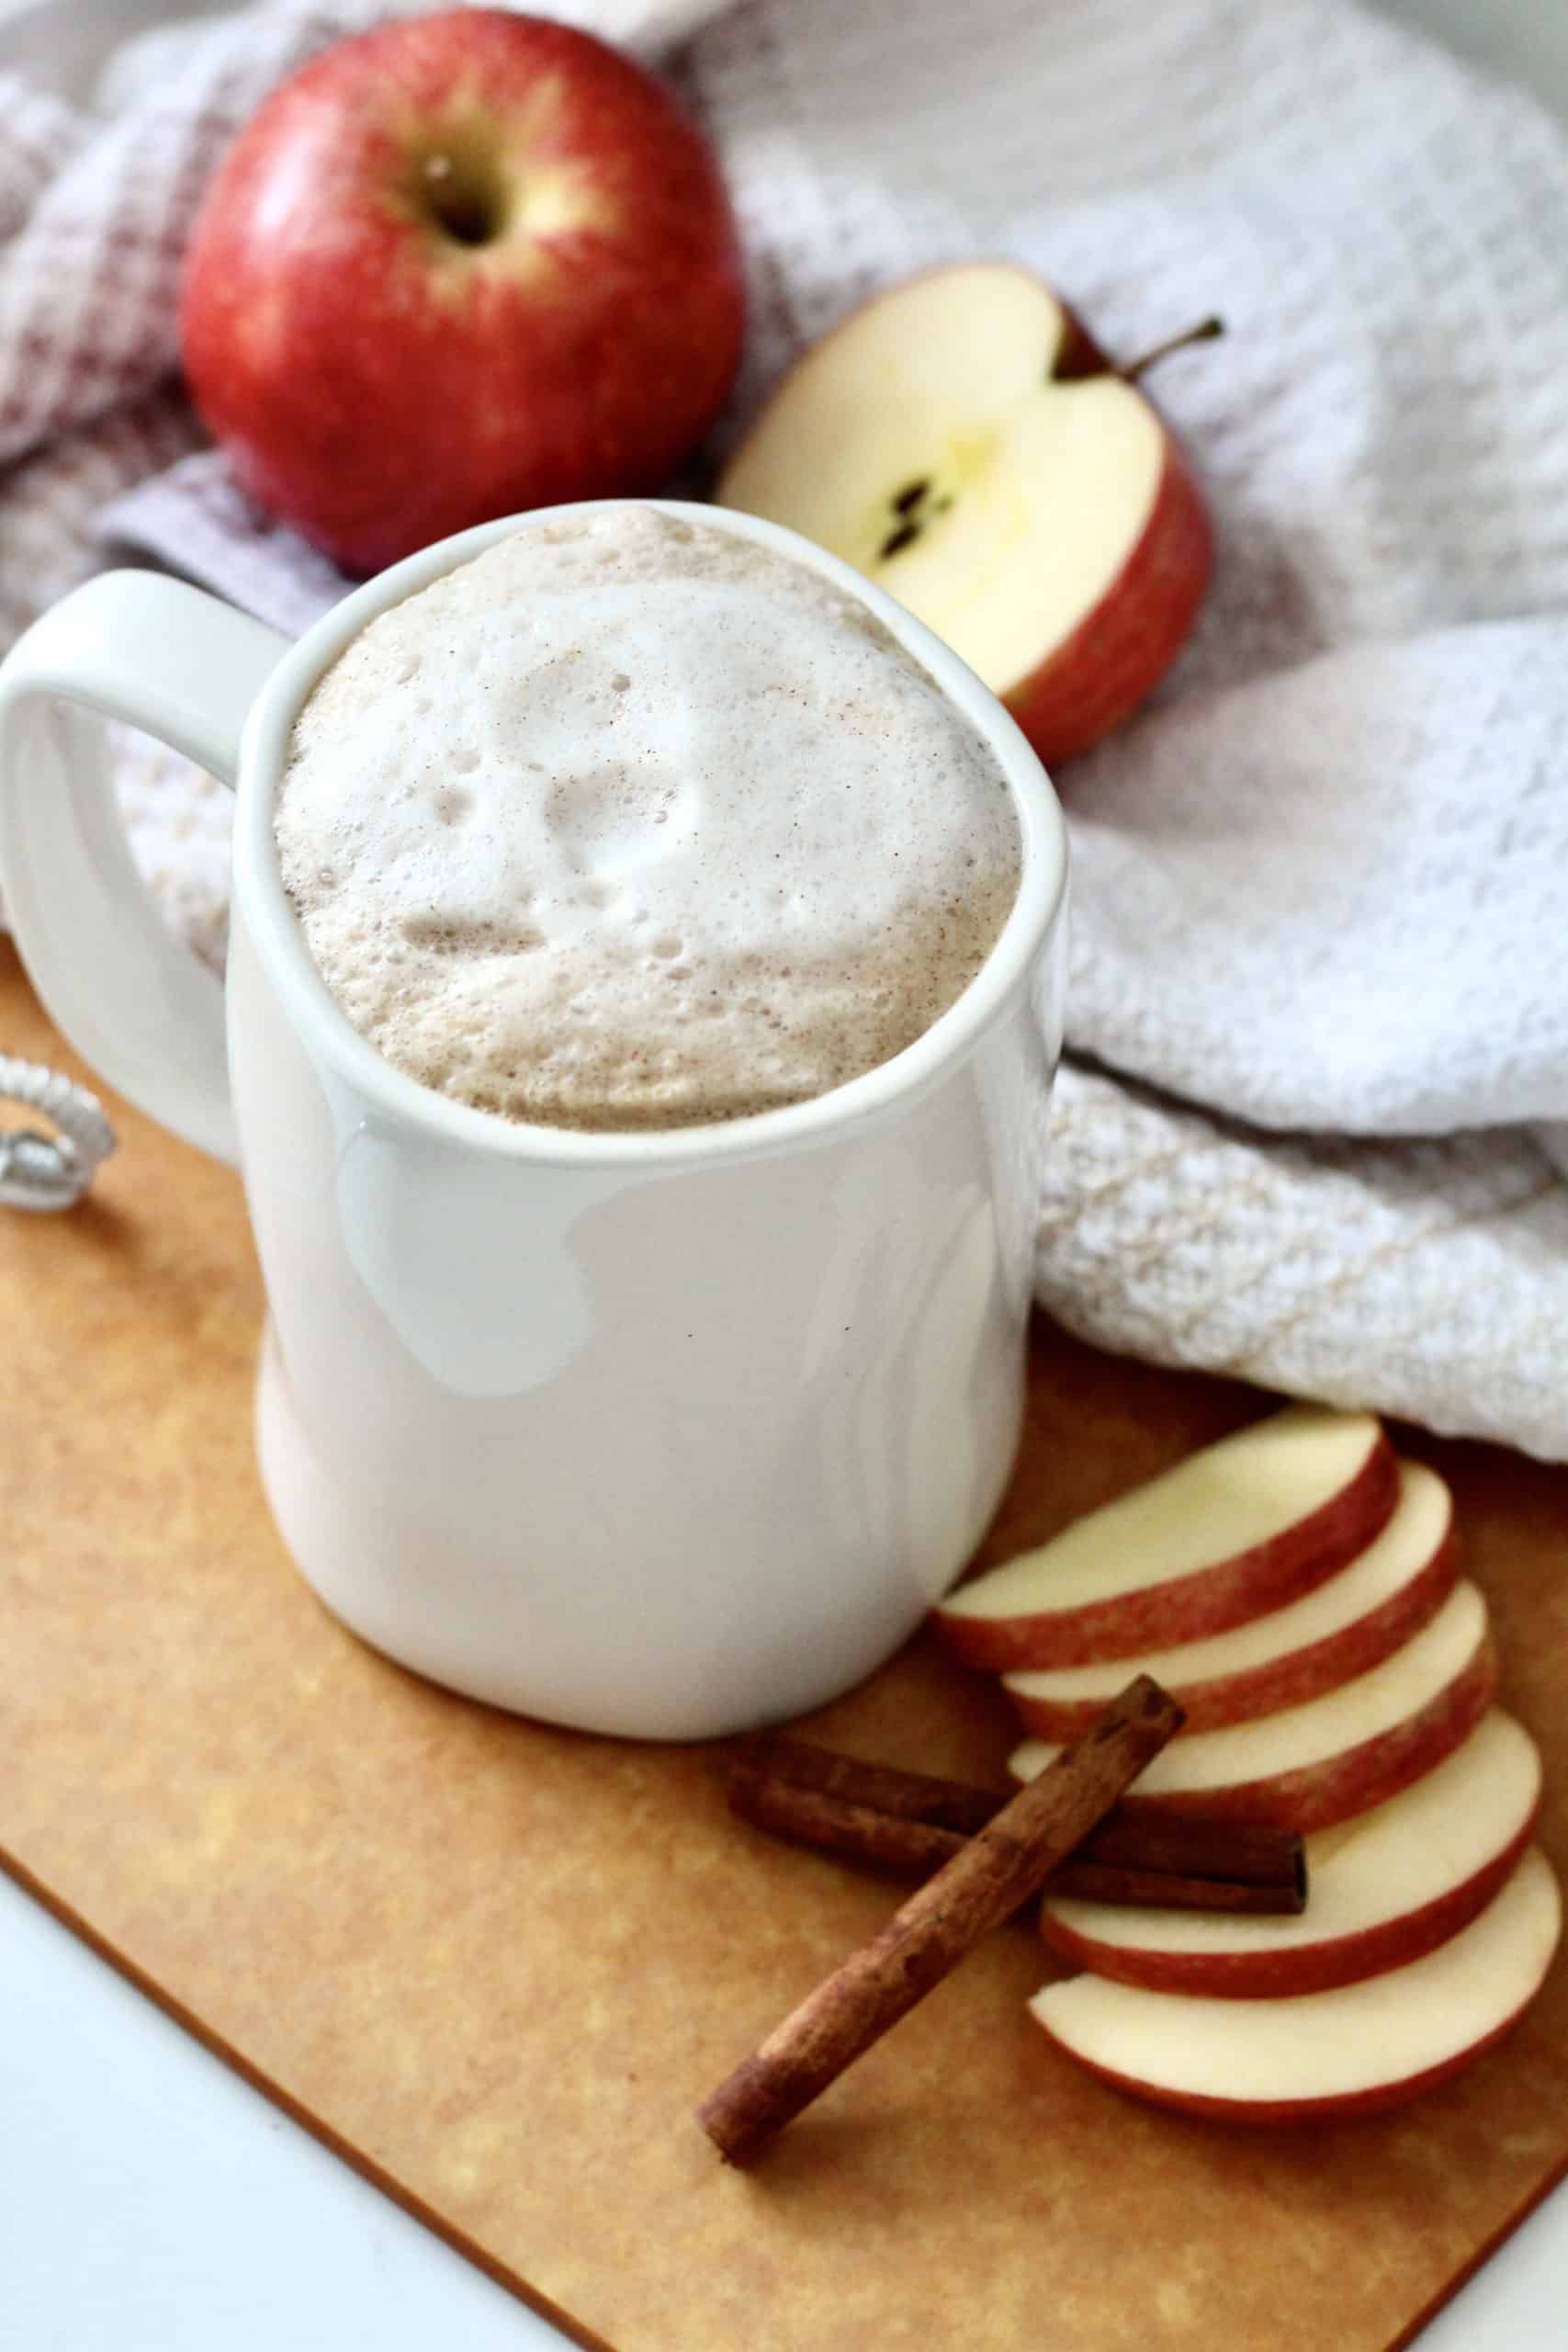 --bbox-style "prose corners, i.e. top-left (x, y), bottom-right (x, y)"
top-left (275, 506), bottom-right (1021, 1132)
